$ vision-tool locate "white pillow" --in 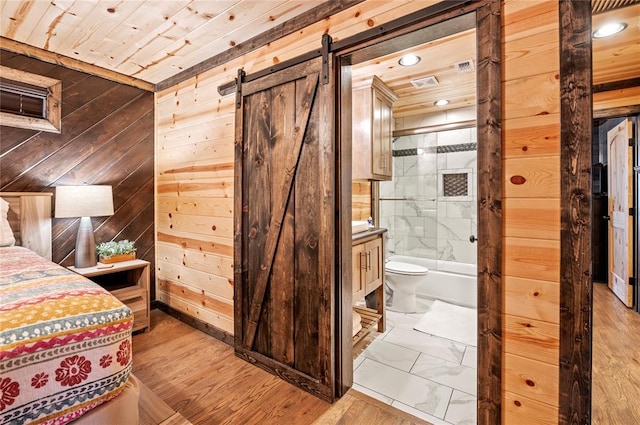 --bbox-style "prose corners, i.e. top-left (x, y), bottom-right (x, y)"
top-left (0, 197), bottom-right (16, 247)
